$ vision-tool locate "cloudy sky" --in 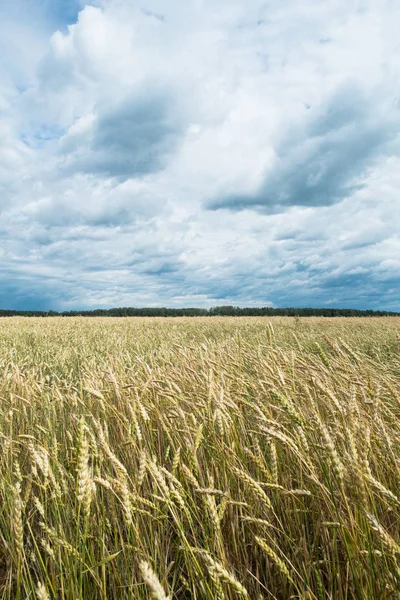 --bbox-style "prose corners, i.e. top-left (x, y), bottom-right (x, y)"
top-left (1, 0), bottom-right (399, 310)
